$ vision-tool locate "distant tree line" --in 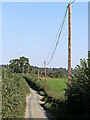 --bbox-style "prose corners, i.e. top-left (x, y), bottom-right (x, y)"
top-left (1, 59), bottom-right (75, 78)
top-left (32, 67), bottom-right (74, 78)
